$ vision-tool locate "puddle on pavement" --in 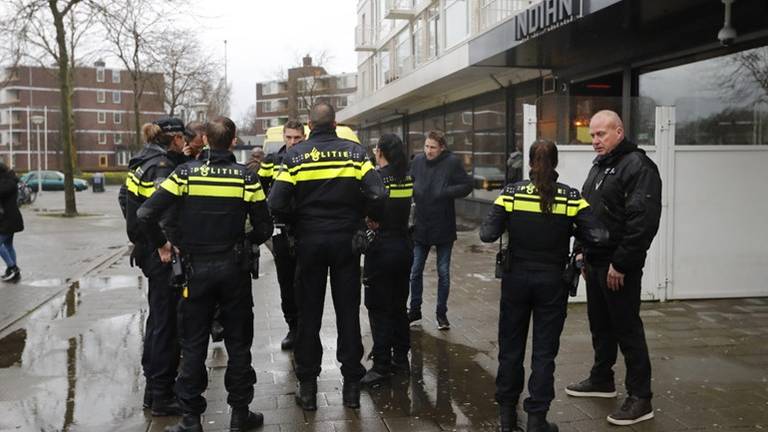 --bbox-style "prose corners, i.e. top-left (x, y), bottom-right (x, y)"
top-left (27, 278), bottom-right (68, 287)
top-left (367, 331), bottom-right (498, 429)
top-left (0, 275), bottom-right (146, 431)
